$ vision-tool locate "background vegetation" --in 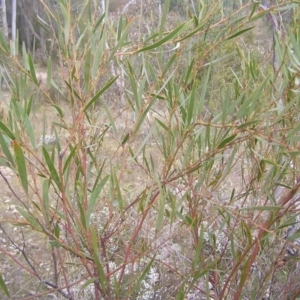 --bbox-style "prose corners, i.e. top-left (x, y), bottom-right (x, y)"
top-left (0, 0), bottom-right (300, 299)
